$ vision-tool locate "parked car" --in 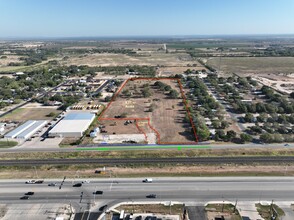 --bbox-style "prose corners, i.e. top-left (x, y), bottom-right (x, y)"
top-left (146, 194), bottom-right (156, 198)
top-left (73, 183), bottom-right (82, 187)
top-left (25, 192), bottom-right (34, 195)
top-left (93, 190), bottom-right (103, 195)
